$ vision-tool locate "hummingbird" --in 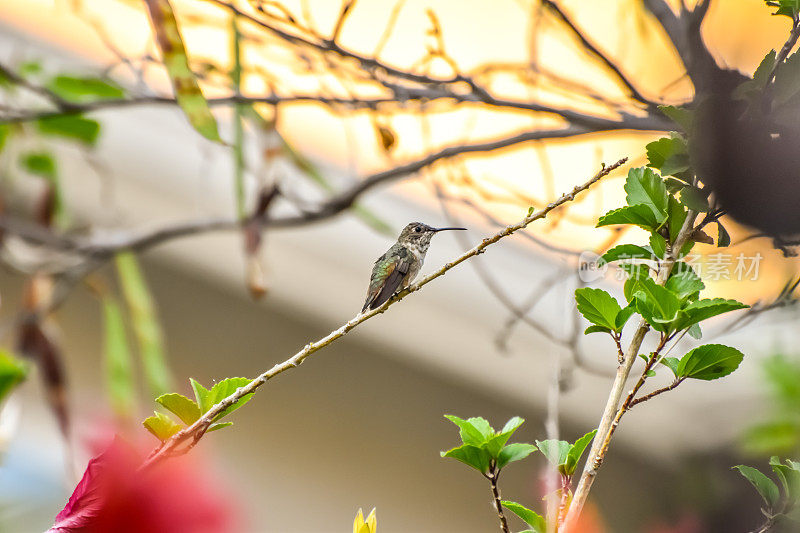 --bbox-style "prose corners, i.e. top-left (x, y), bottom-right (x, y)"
top-left (362, 222), bottom-right (466, 312)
